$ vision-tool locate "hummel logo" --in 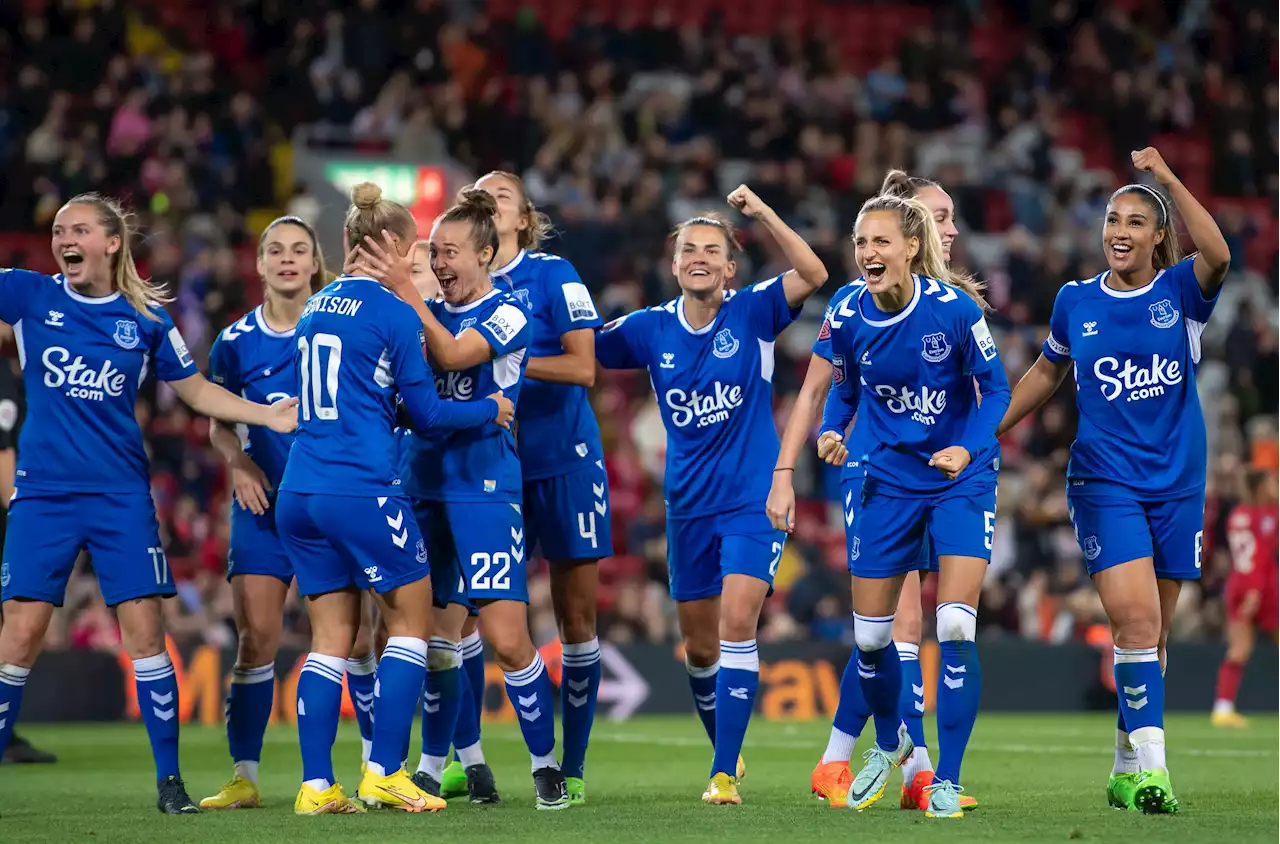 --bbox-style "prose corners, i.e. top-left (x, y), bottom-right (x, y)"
top-left (660, 352), bottom-right (675, 369)
top-left (1082, 321), bottom-right (1099, 337)
top-left (860, 351), bottom-right (872, 366)
top-left (45, 310), bottom-right (64, 327)
top-left (729, 687), bottom-right (749, 700)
